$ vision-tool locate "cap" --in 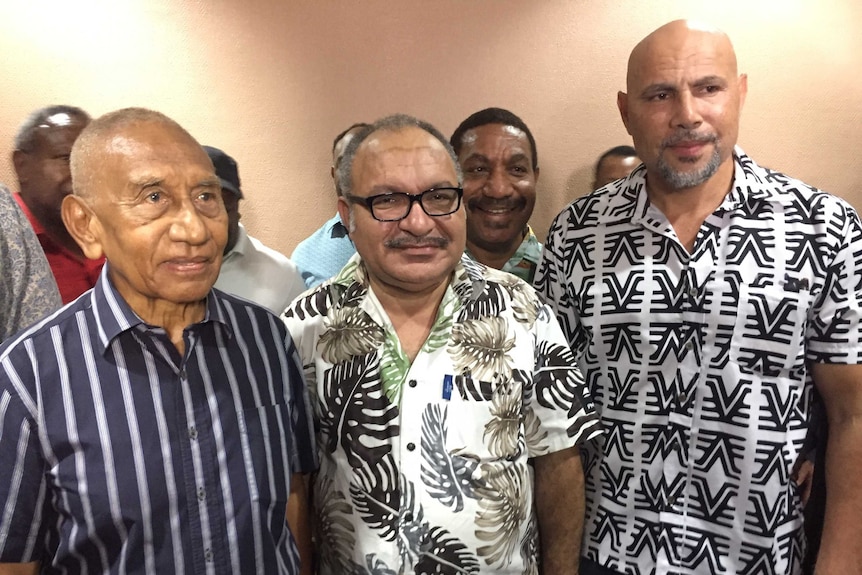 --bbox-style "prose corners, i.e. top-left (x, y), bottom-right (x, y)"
top-left (203, 145), bottom-right (243, 199)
